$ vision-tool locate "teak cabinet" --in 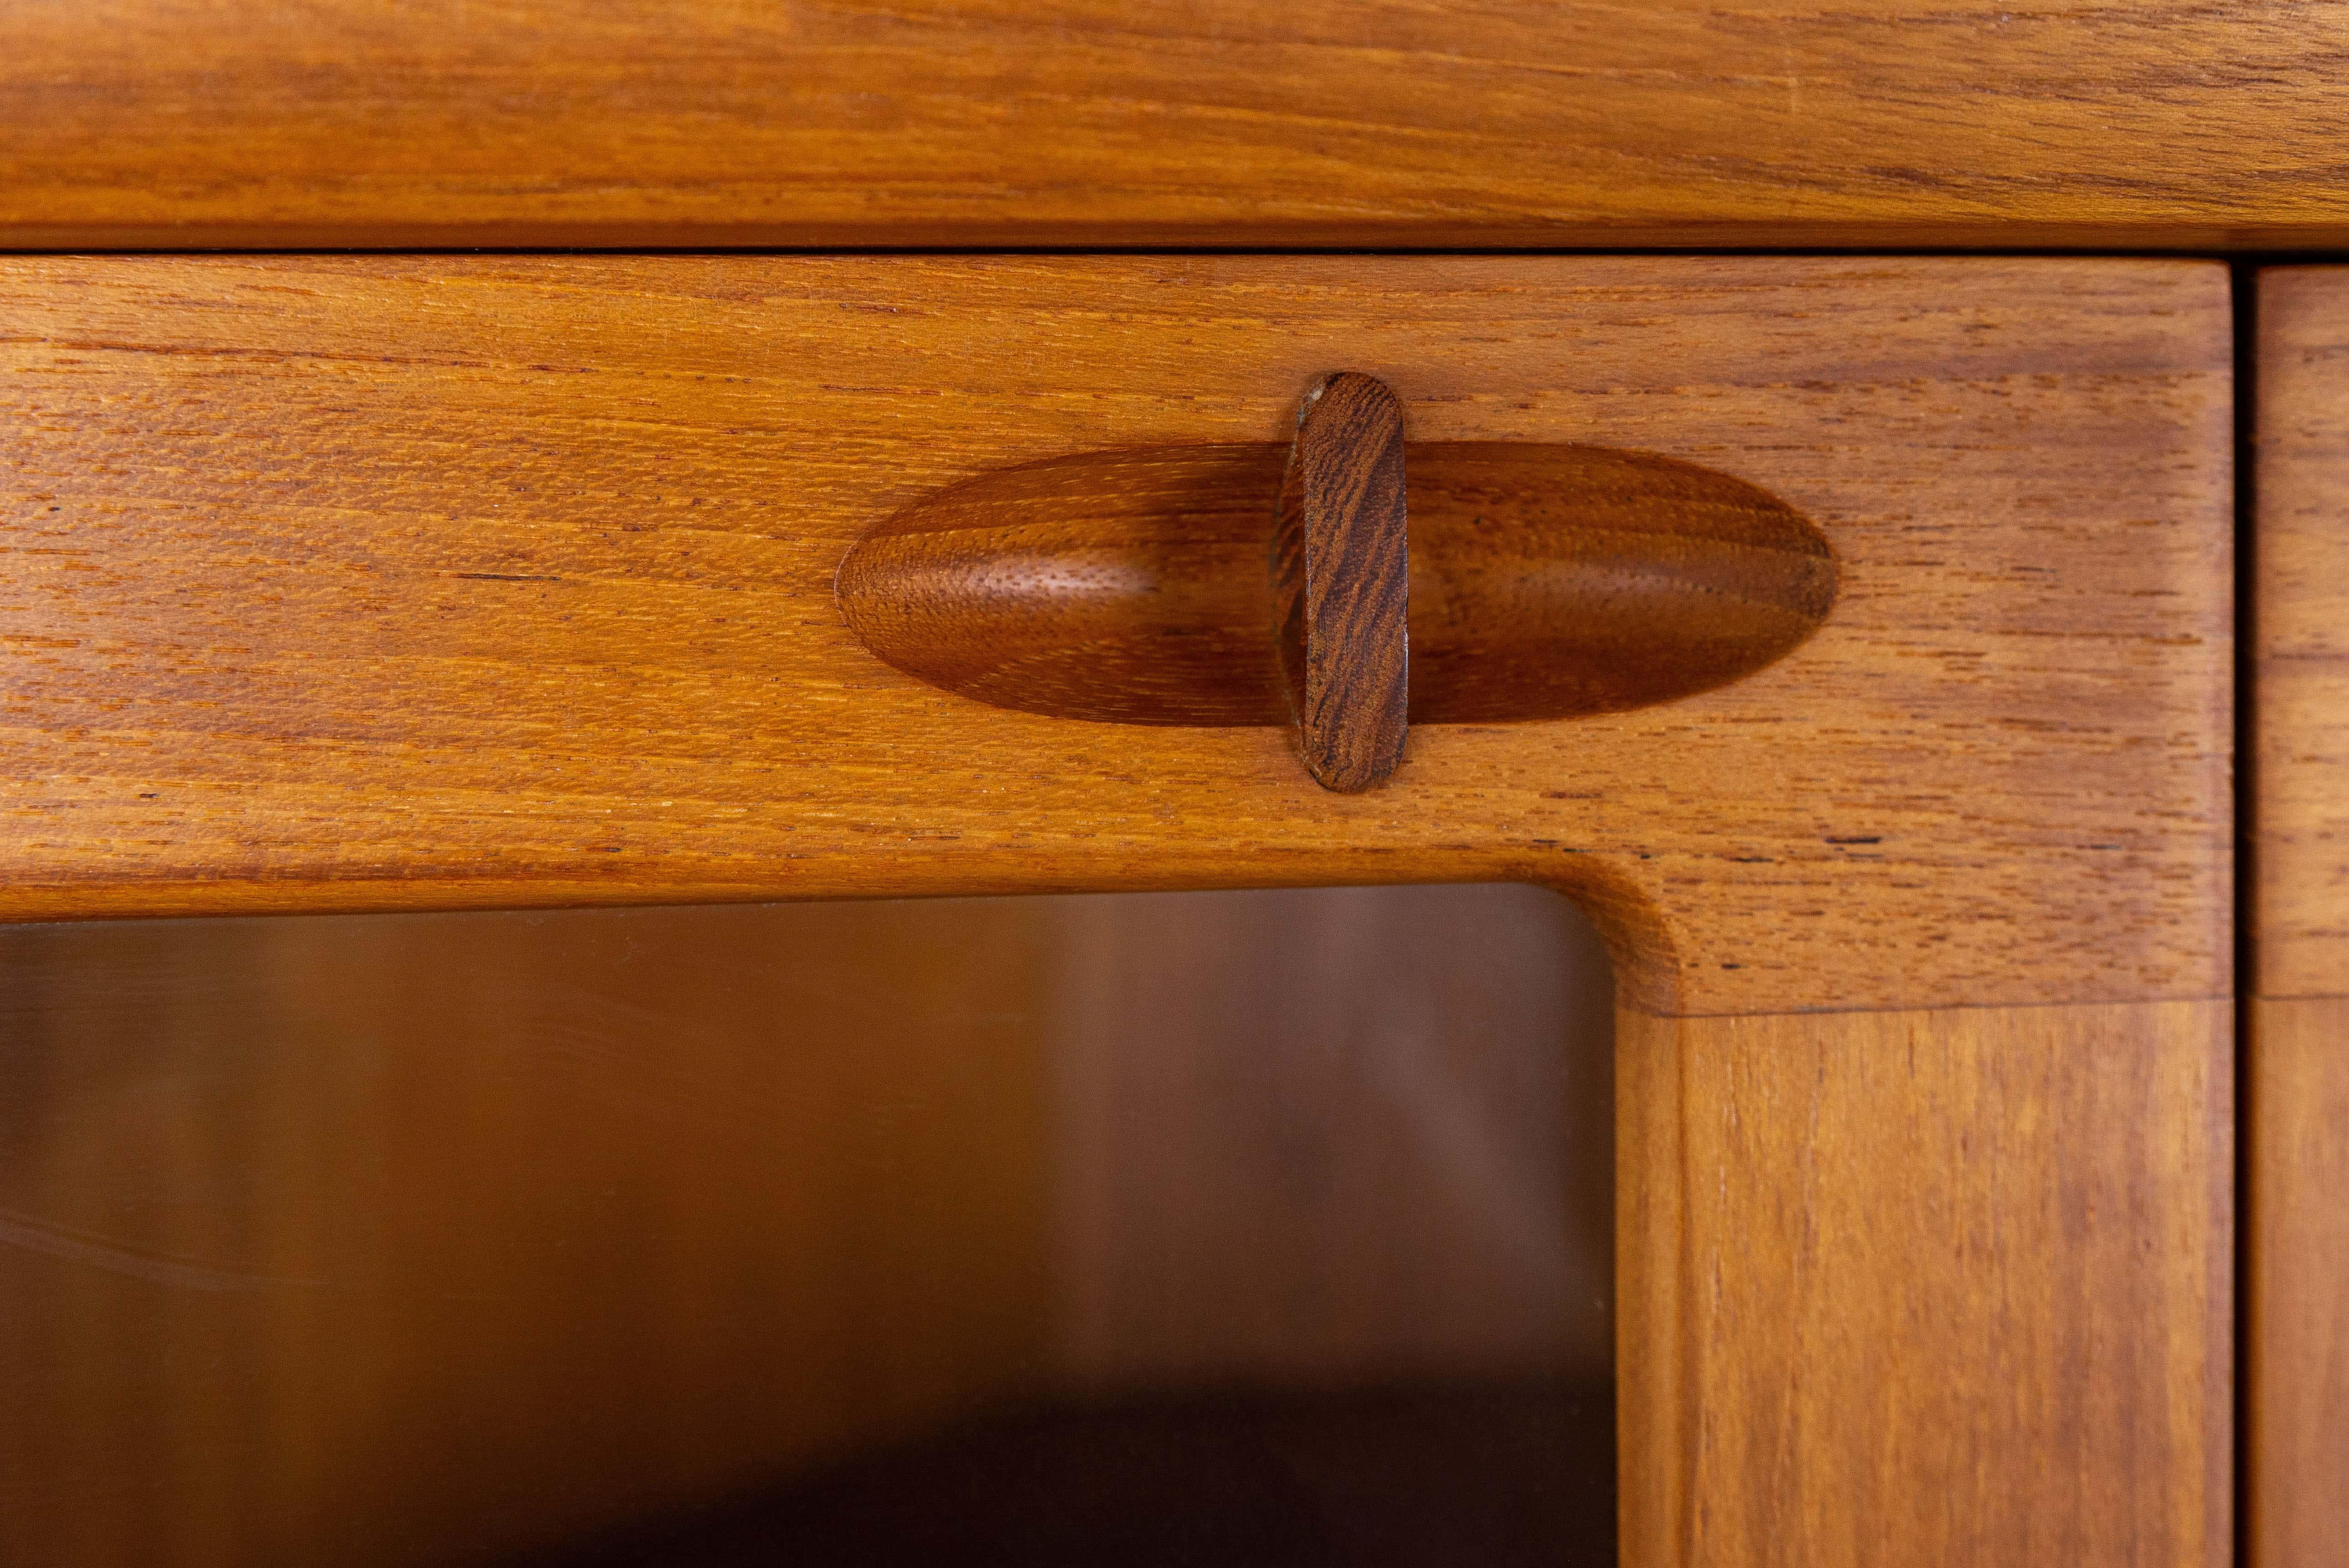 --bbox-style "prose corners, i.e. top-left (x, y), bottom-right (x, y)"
top-left (7, 4), bottom-right (2349, 1565)
top-left (0, 255), bottom-right (2237, 1564)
